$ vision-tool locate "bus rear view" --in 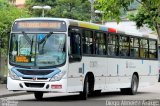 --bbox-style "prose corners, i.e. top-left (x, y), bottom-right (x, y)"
top-left (7, 18), bottom-right (68, 99)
